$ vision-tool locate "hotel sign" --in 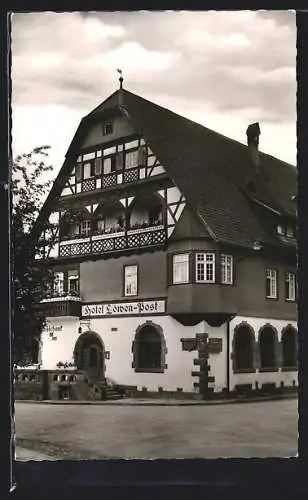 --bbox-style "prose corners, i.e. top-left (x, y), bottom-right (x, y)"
top-left (82, 299), bottom-right (166, 318)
